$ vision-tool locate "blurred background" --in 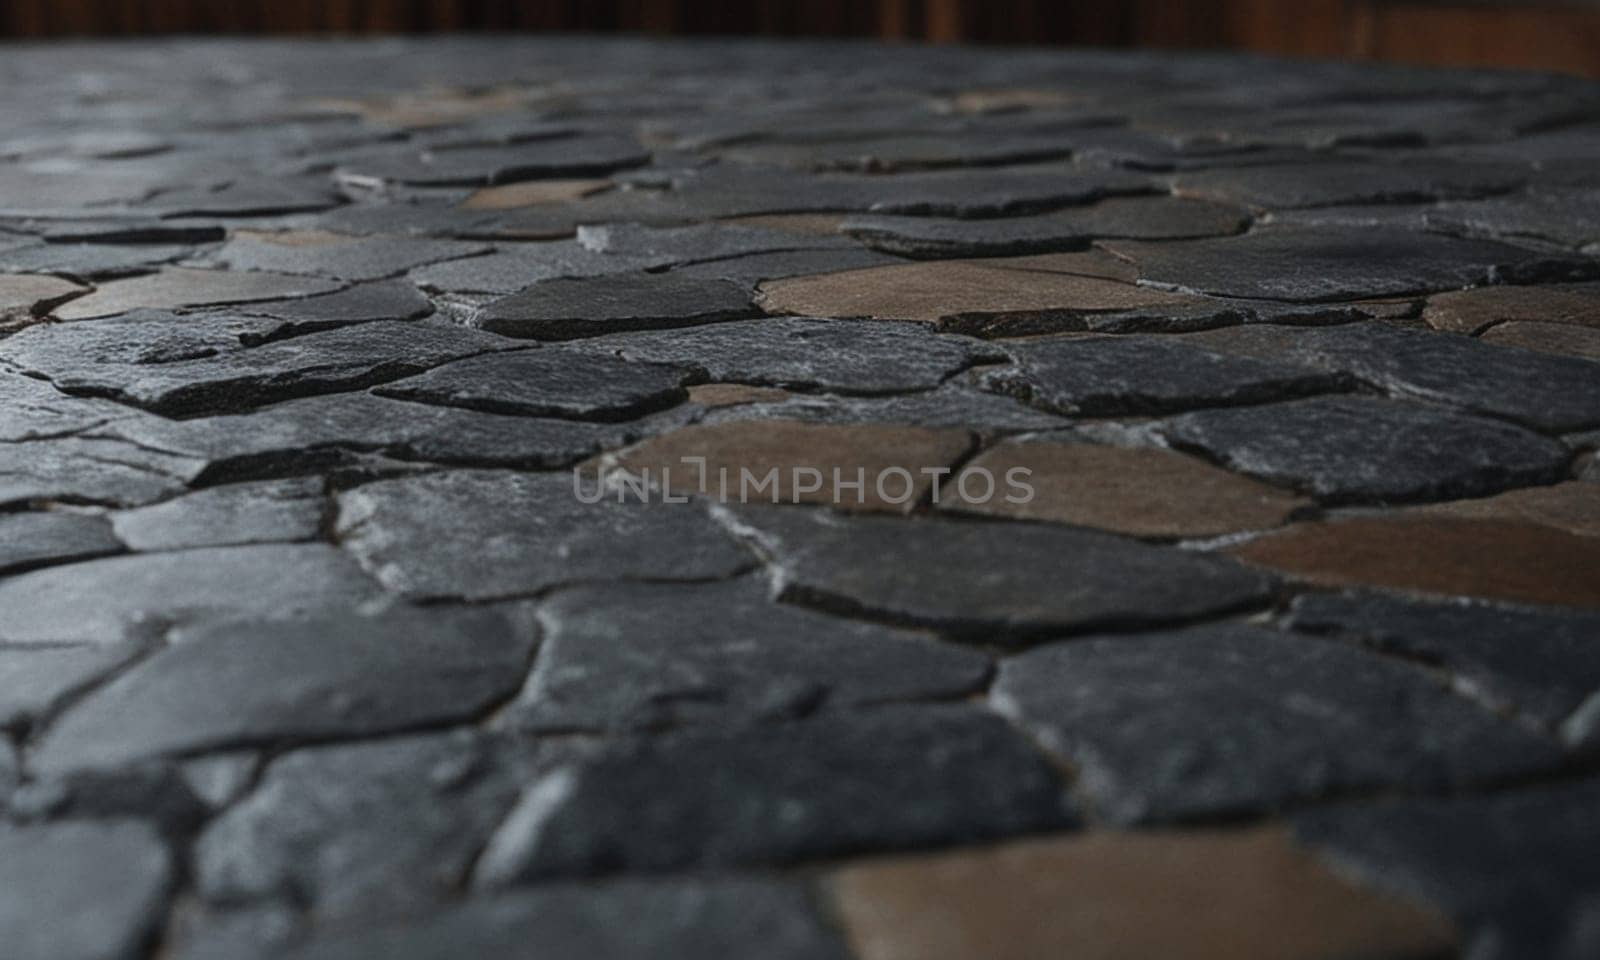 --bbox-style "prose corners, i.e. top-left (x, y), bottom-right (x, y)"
top-left (2, 1), bottom-right (1597, 77)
